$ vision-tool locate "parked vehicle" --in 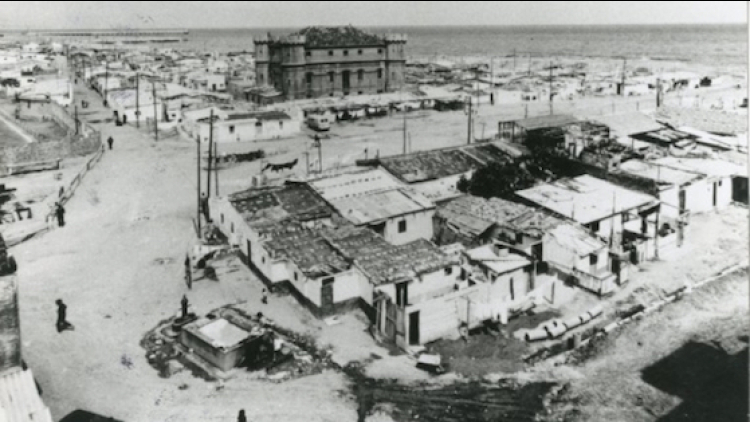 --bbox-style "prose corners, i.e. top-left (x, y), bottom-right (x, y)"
top-left (306, 114), bottom-right (331, 131)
